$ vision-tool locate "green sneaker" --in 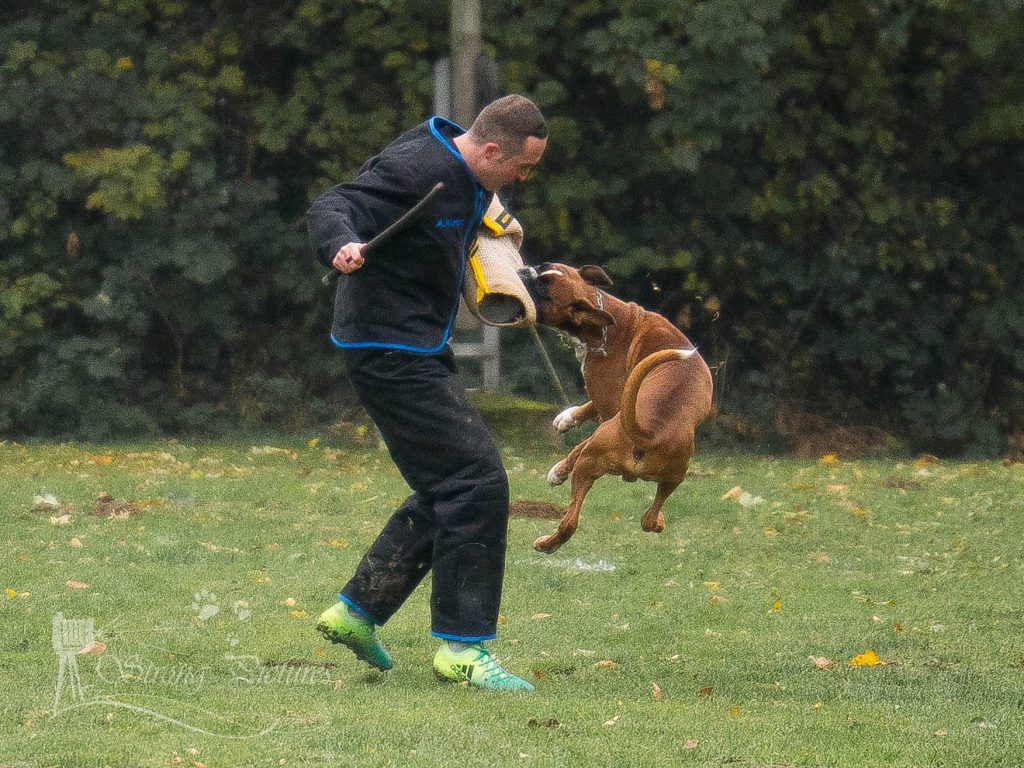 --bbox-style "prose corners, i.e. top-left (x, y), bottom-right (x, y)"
top-left (433, 642), bottom-right (535, 692)
top-left (316, 602), bottom-right (393, 671)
